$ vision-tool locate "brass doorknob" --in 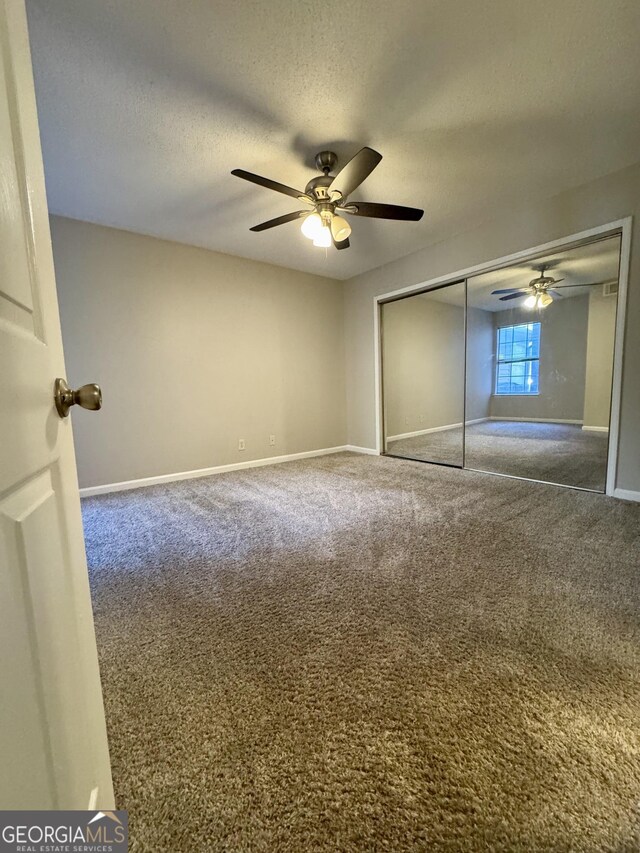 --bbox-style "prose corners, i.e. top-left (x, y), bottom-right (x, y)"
top-left (54, 378), bottom-right (102, 418)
